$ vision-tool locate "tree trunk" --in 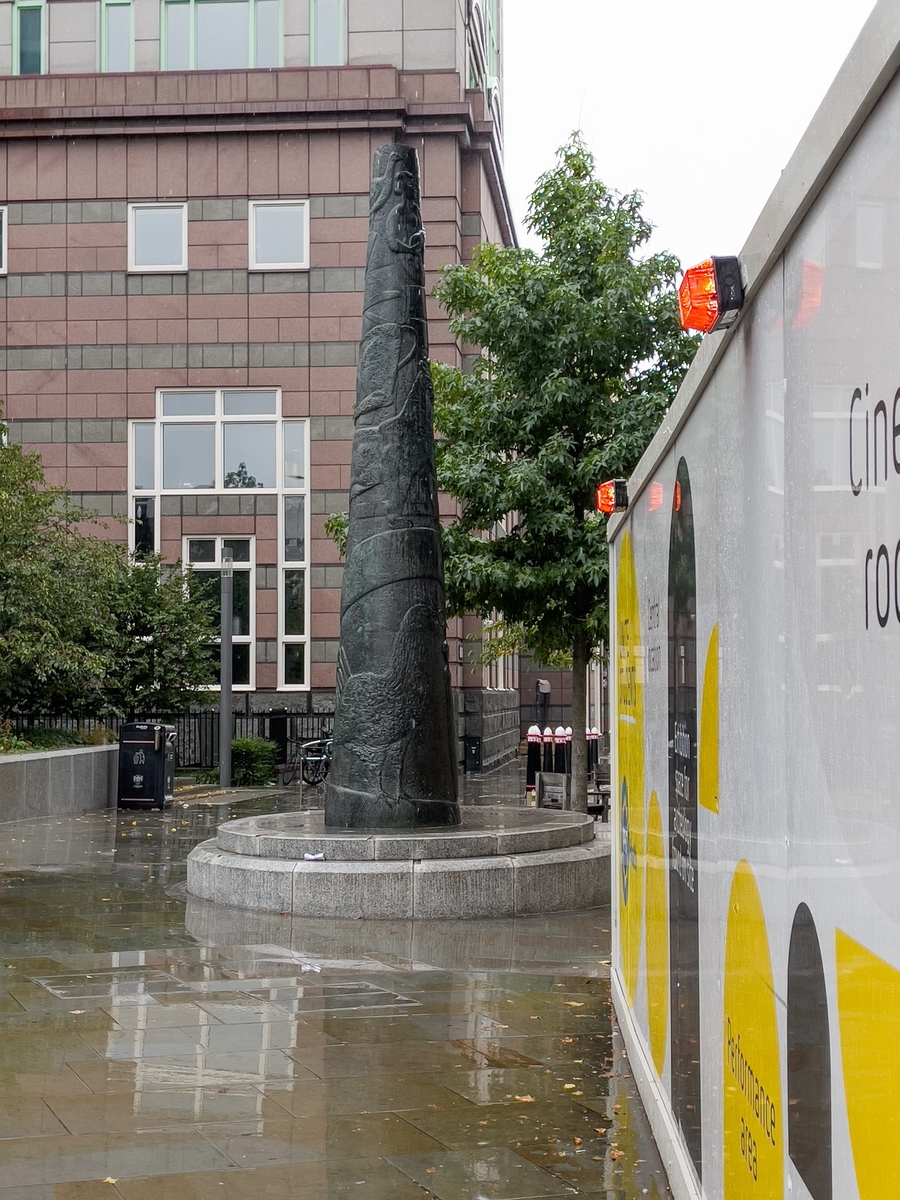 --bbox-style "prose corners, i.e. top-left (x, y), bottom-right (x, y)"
top-left (570, 628), bottom-right (590, 813)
